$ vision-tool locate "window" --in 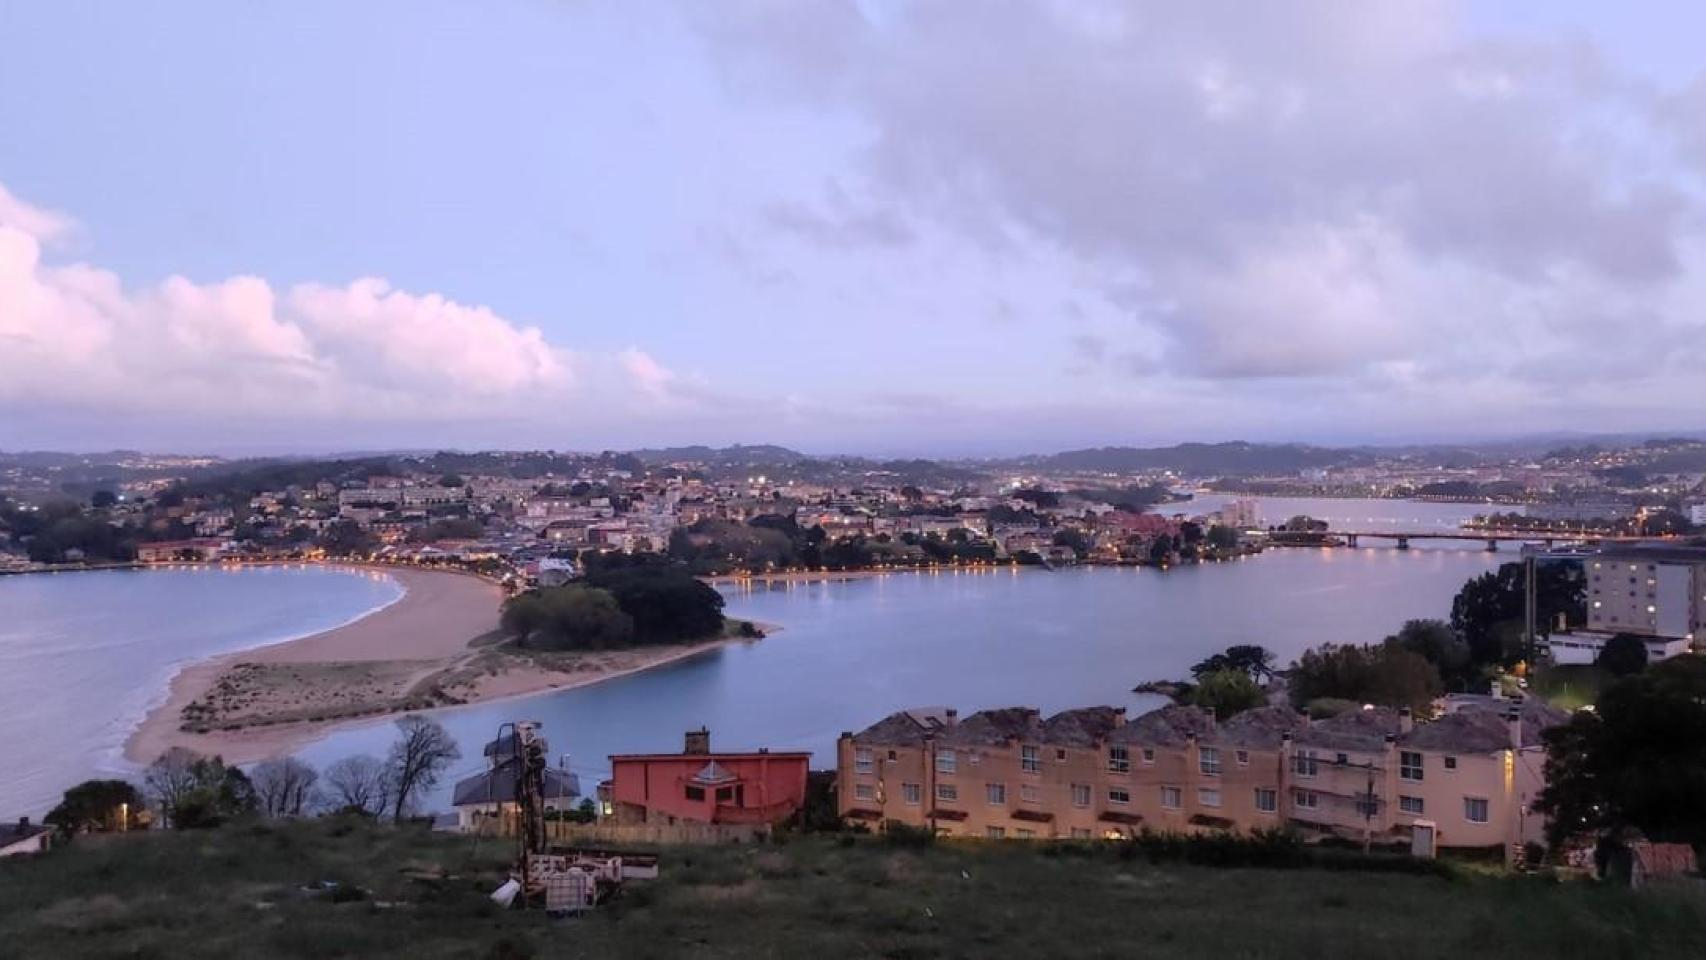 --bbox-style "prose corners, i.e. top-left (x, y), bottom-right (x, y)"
top-left (1399, 795), bottom-right (1424, 815)
top-left (1108, 787), bottom-right (1131, 805)
top-left (986, 826), bottom-right (1006, 839)
top-left (1399, 751), bottom-right (1423, 782)
top-left (935, 783), bottom-right (958, 803)
top-left (1015, 828), bottom-right (1035, 840)
top-left (1199, 746), bottom-right (1221, 776)
top-left (1107, 745), bottom-right (1130, 773)
top-left (887, 750), bottom-right (897, 761)
top-left (986, 782), bottom-right (1006, 805)
top-left (1254, 788), bottom-right (1277, 813)
top-left (1197, 787), bottom-right (1222, 808)
top-left (854, 748), bottom-right (874, 774)
top-left (1294, 790), bottom-right (1319, 810)
top-left (902, 783), bottom-right (922, 806)
top-left (715, 786), bottom-right (735, 803)
top-left (1294, 750), bottom-right (1319, 778)
top-left (1071, 783), bottom-right (1092, 807)
top-left (1335, 753), bottom-right (1348, 766)
top-left (1056, 748), bottom-right (1068, 762)
top-left (1444, 756), bottom-right (1457, 771)
top-left (685, 785), bottom-right (706, 802)
top-left (1236, 750), bottom-right (1250, 766)
top-left (1141, 748), bottom-right (1156, 765)
top-left (1021, 745), bottom-right (1041, 774)
top-left (1020, 784), bottom-right (1041, 804)
top-left (1070, 828), bottom-right (1092, 840)
top-left (854, 783), bottom-right (876, 802)
top-left (1160, 786), bottom-right (1182, 810)
top-left (1464, 797), bottom-right (1489, 824)
top-left (936, 749), bottom-right (957, 775)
